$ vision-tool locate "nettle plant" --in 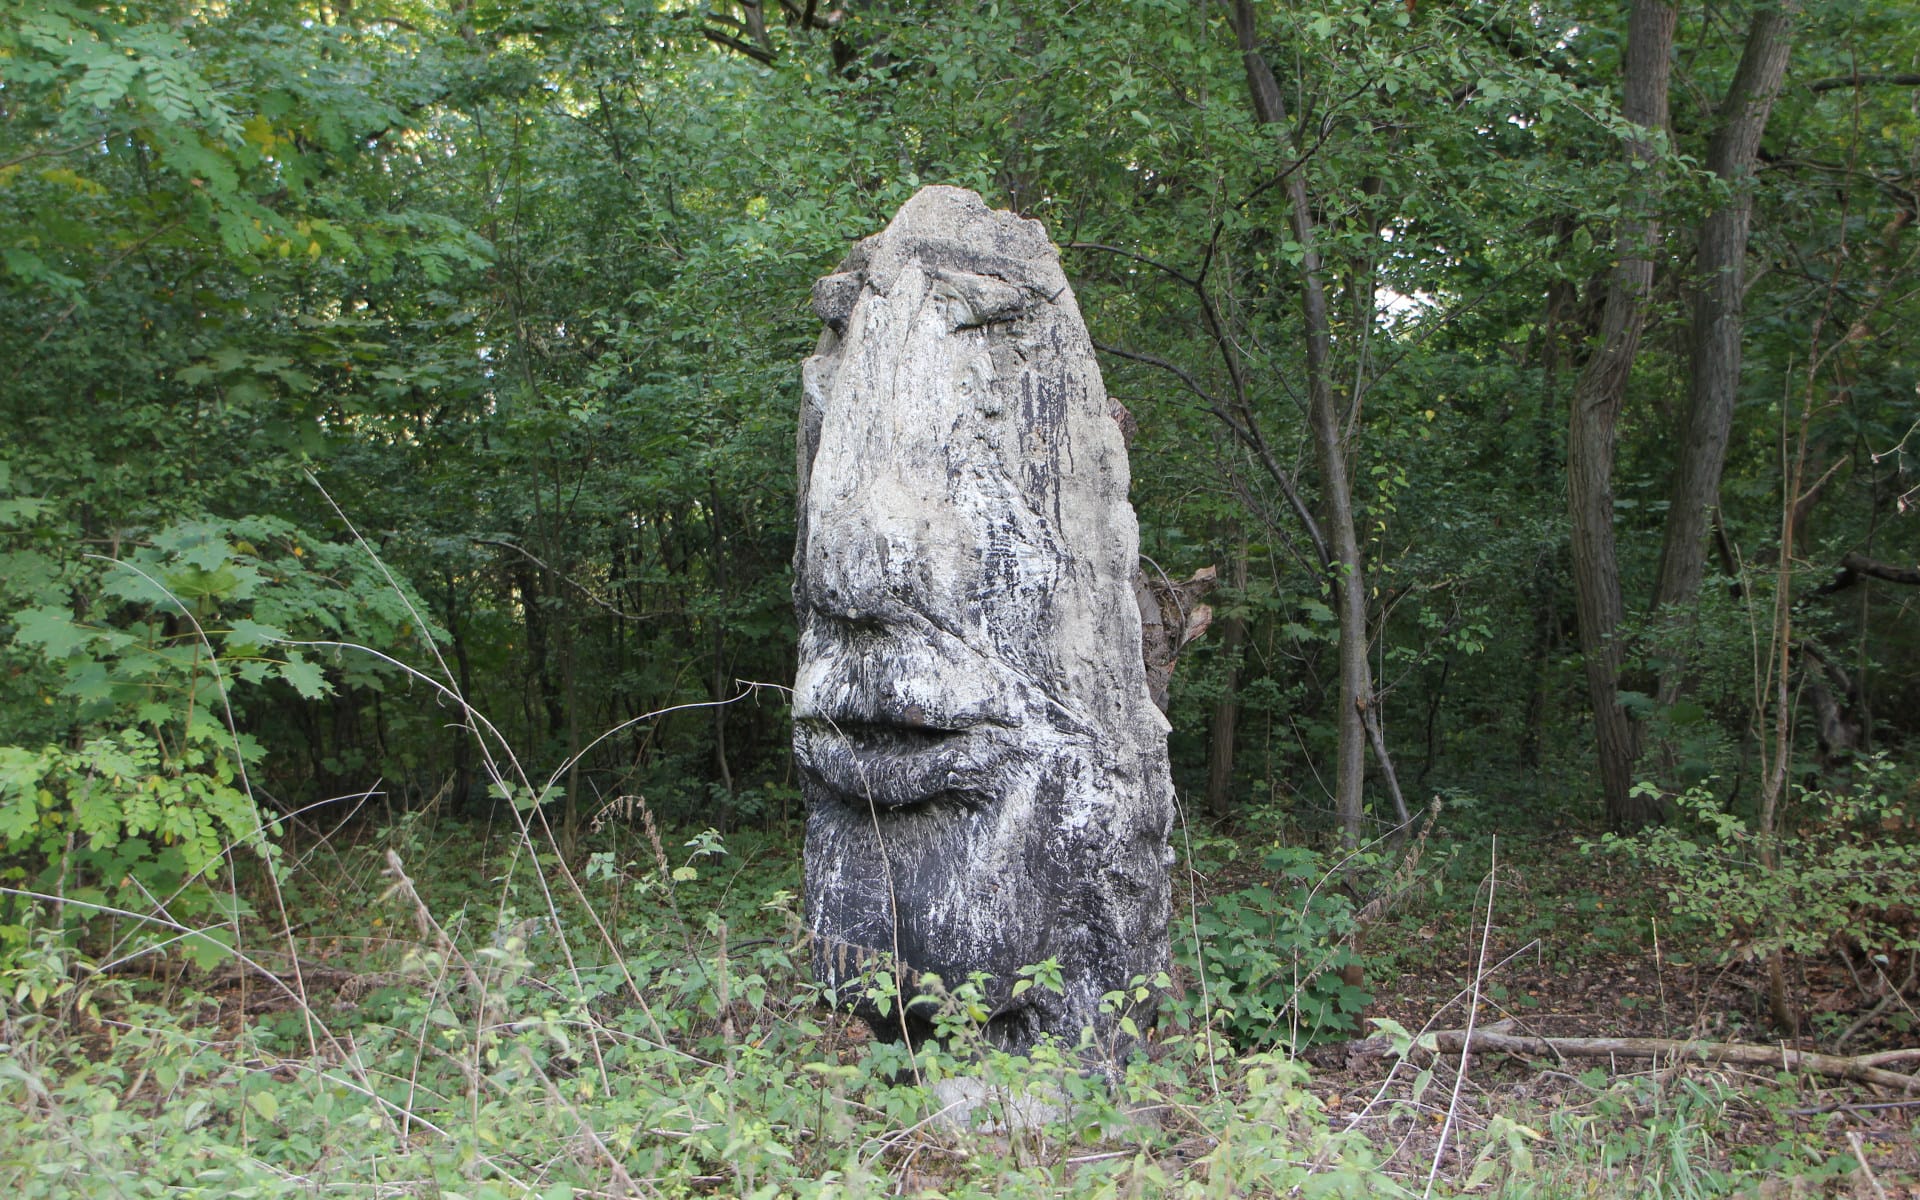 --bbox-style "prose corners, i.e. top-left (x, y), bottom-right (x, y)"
top-left (0, 505), bottom-right (438, 964)
top-left (1187, 845), bottom-right (1369, 1049)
